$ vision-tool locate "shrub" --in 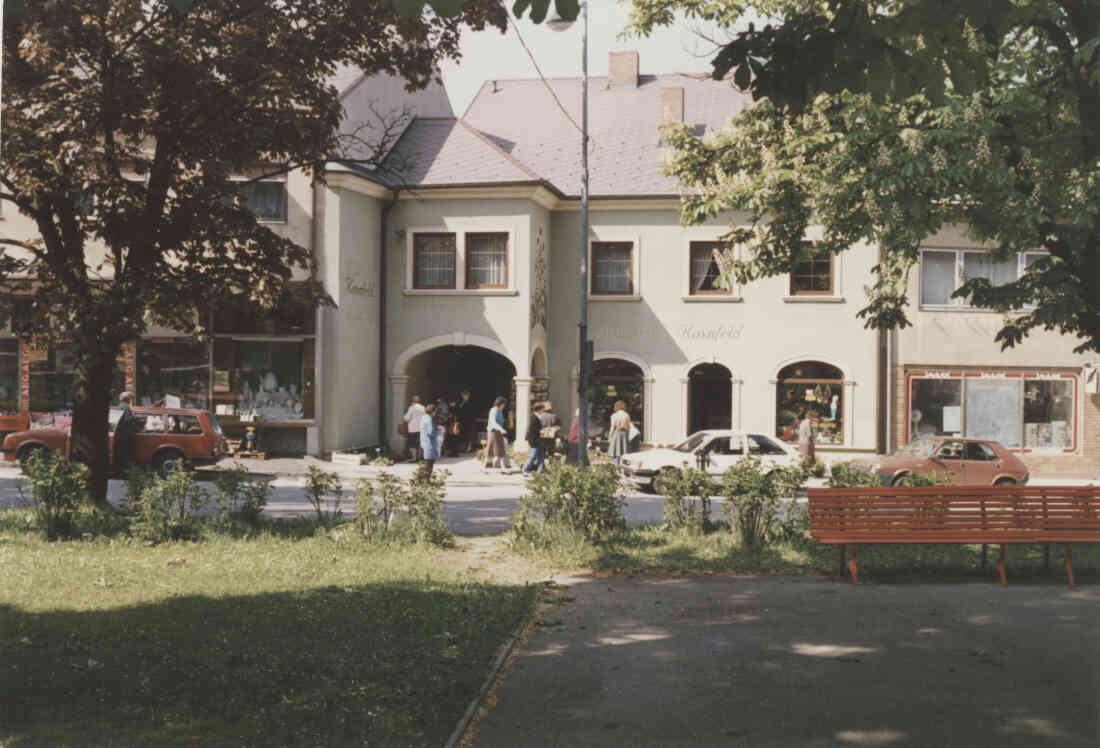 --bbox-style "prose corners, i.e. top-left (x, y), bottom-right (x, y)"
top-left (809, 460), bottom-right (827, 478)
top-left (131, 469), bottom-right (208, 543)
top-left (512, 461), bottom-right (625, 545)
top-left (896, 469), bottom-right (953, 486)
top-left (19, 450), bottom-right (88, 540)
top-left (719, 457), bottom-right (806, 550)
top-left (121, 466), bottom-right (158, 514)
top-left (304, 465), bottom-right (343, 528)
top-left (658, 465), bottom-right (716, 531)
top-left (213, 461), bottom-right (271, 524)
top-left (353, 470), bottom-right (453, 546)
top-left (368, 456), bottom-right (394, 467)
top-left (827, 461), bottom-right (882, 488)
